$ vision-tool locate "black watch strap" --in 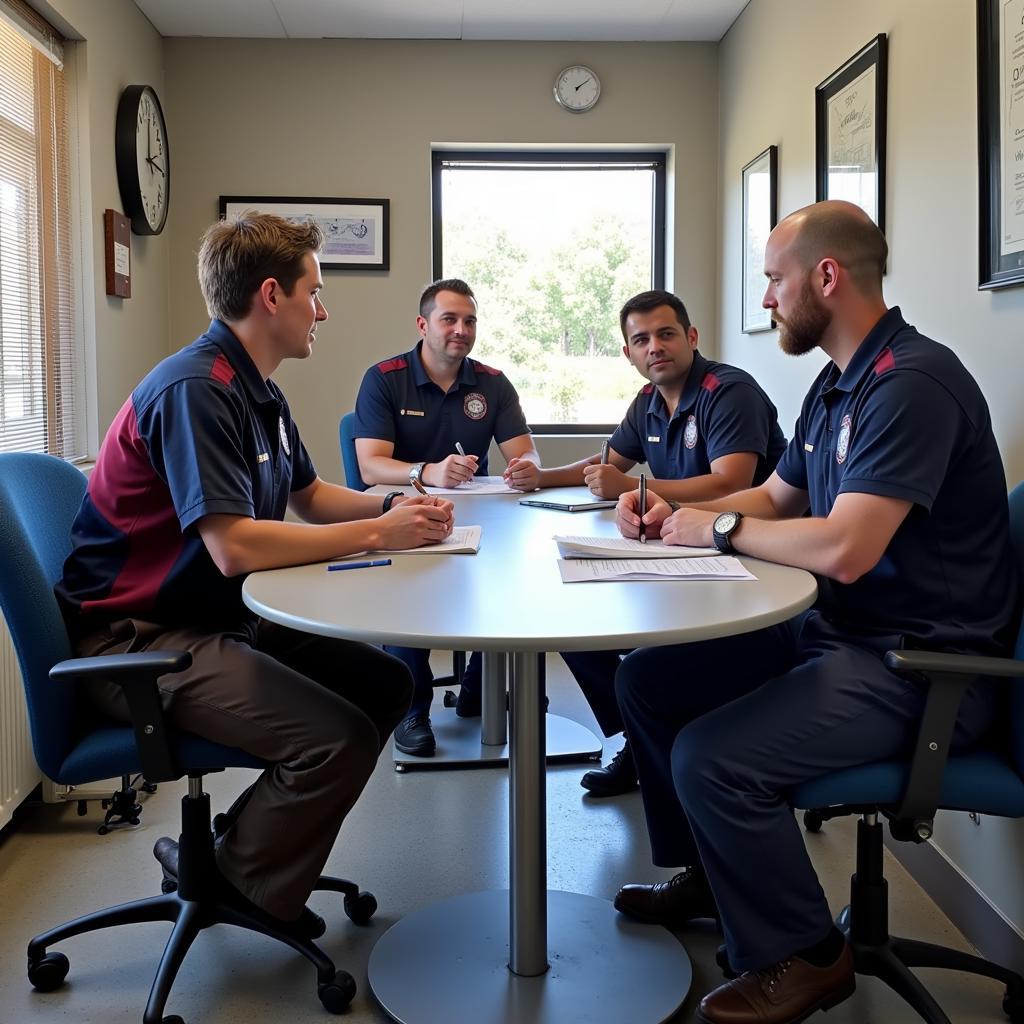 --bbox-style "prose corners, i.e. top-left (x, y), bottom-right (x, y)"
top-left (382, 491), bottom-right (403, 513)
